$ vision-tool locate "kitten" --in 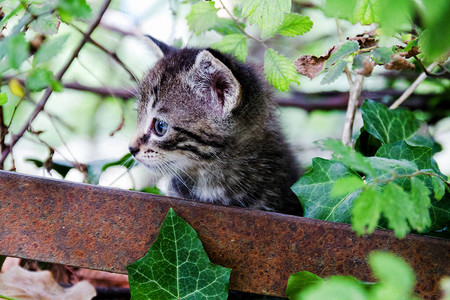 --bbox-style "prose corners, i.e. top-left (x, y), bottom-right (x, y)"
top-left (129, 37), bottom-right (302, 216)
